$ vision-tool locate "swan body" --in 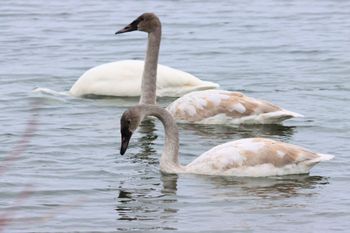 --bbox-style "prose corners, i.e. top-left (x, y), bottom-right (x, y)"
top-left (69, 60), bottom-right (219, 97)
top-left (120, 104), bottom-right (333, 177)
top-left (116, 13), bottom-right (302, 124)
top-left (186, 138), bottom-right (333, 177)
top-left (167, 90), bottom-right (303, 124)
